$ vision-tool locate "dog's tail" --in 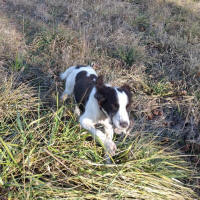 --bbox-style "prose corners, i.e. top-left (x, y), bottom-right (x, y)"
top-left (60, 66), bottom-right (76, 80)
